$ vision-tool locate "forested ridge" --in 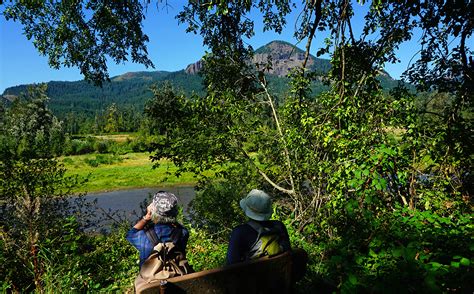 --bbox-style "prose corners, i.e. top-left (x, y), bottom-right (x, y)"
top-left (1, 41), bottom-right (400, 134)
top-left (1, 1), bottom-right (472, 293)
